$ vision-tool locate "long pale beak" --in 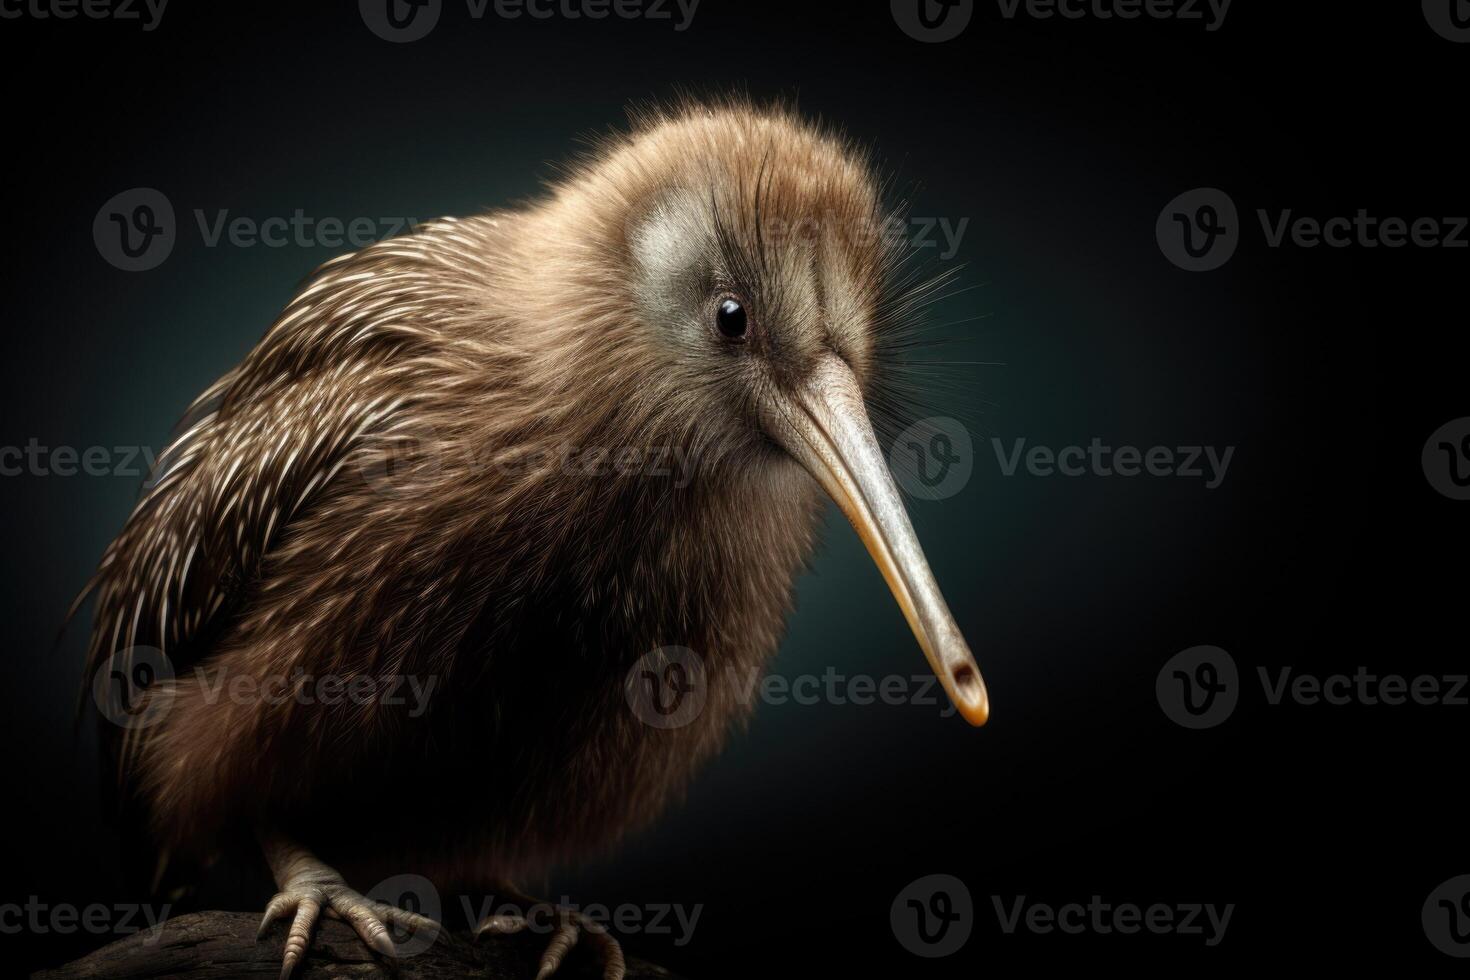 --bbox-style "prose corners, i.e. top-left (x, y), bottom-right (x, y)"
top-left (762, 355), bottom-right (989, 726)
